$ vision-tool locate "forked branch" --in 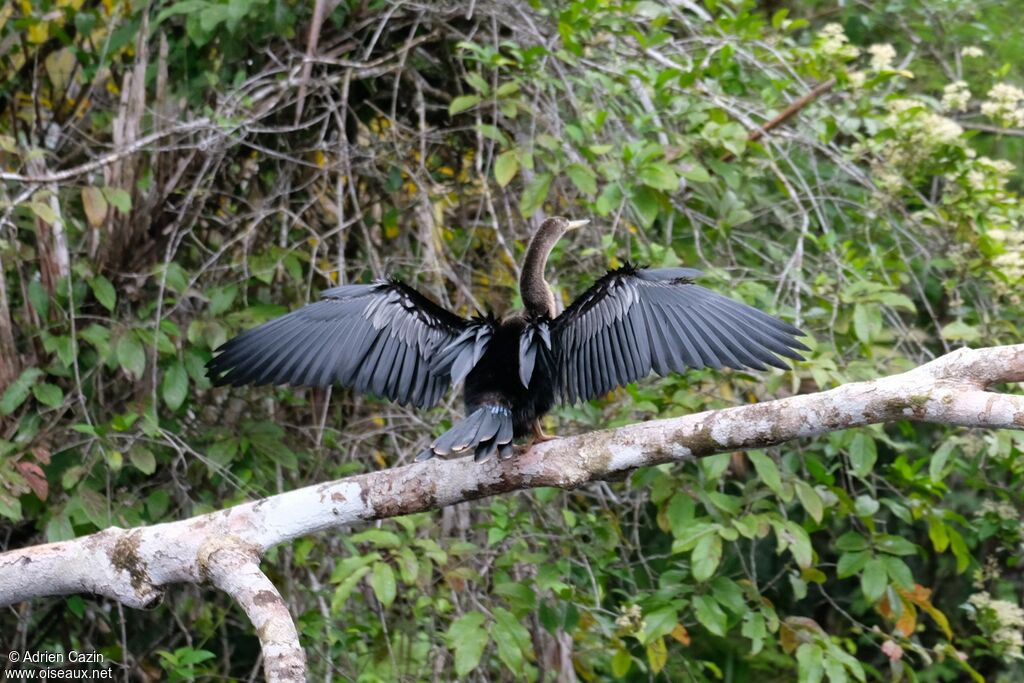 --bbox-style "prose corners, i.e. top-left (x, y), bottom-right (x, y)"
top-left (1, 344), bottom-right (1022, 682)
